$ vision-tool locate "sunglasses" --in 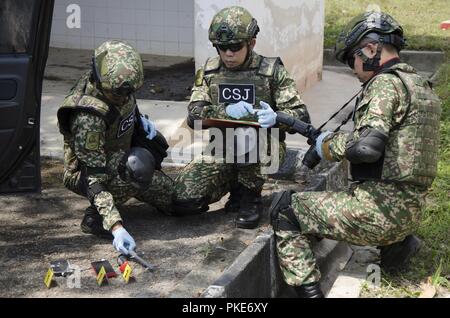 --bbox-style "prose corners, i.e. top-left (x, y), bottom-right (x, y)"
top-left (111, 83), bottom-right (133, 97)
top-left (216, 42), bottom-right (245, 52)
